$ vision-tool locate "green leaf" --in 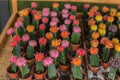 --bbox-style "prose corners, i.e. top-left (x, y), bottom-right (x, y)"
top-left (72, 65), bottom-right (83, 79)
top-left (108, 67), bottom-right (116, 80)
top-left (36, 61), bottom-right (44, 72)
top-left (48, 64), bottom-right (56, 79)
top-left (20, 65), bottom-right (30, 78)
